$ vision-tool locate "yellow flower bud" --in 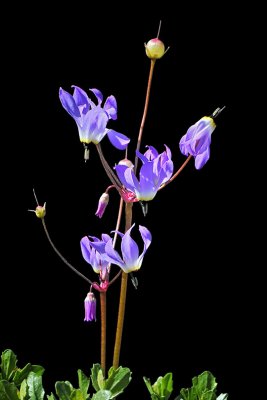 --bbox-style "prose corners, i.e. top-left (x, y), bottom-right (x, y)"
top-left (145, 38), bottom-right (165, 59)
